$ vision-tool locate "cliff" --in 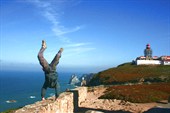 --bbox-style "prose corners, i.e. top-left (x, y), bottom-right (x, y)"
top-left (88, 63), bottom-right (170, 86)
top-left (10, 63), bottom-right (170, 113)
top-left (14, 87), bottom-right (87, 113)
top-left (14, 86), bottom-right (170, 113)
